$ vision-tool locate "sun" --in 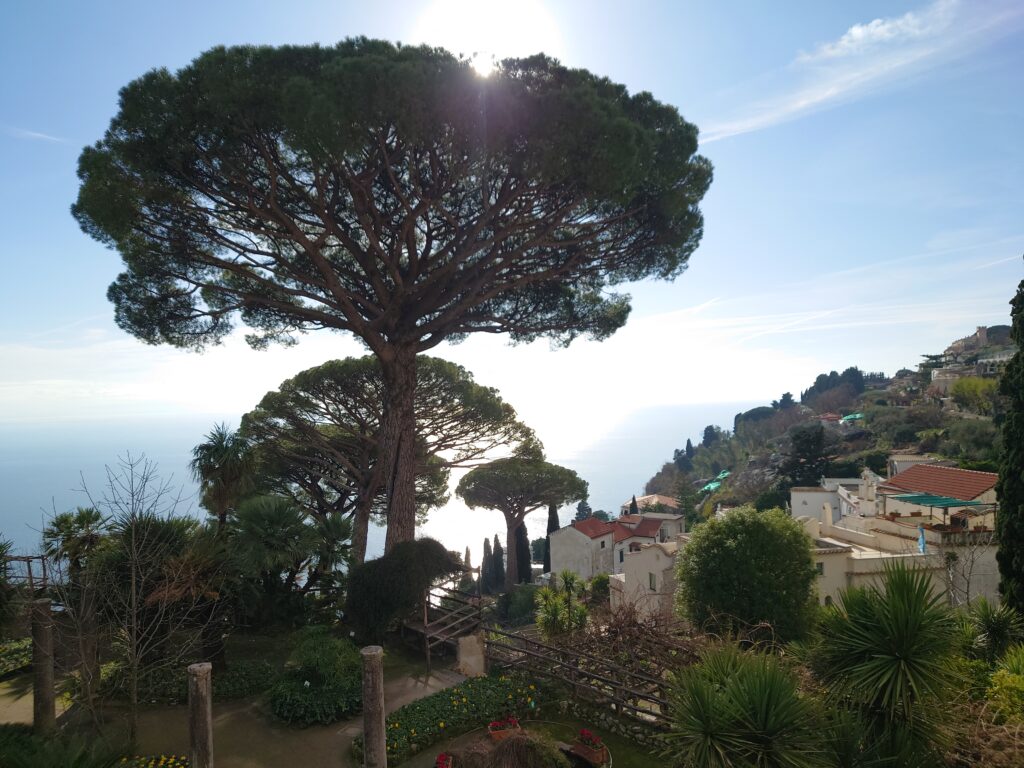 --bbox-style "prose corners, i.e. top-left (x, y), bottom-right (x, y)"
top-left (409, 0), bottom-right (564, 74)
